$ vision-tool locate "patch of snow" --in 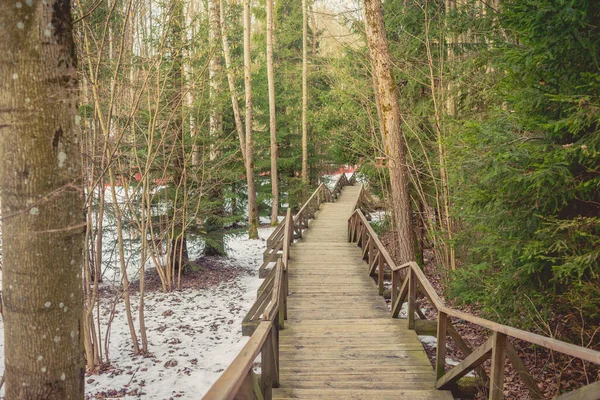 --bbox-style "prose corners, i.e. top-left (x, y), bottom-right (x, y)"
top-left (418, 335), bottom-right (438, 348)
top-left (0, 220), bottom-right (276, 399)
top-left (369, 210), bottom-right (386, 224)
